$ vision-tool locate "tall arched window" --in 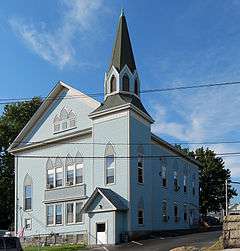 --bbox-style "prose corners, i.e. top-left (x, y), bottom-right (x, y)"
top-left (134, 79), bottom-right (139, 95)
top-left (122, 75), bottom-right (129, 92)
top-left (137, 145), bottom-right (144, 184)
top-left (23, 174), bottom-right (32, 211)
top-left (105, 143), bottom-right (115, 184)
top-left (110, 75), bottom-right (116, 93)
top-left (75, 151), bottom-right (83, 184)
